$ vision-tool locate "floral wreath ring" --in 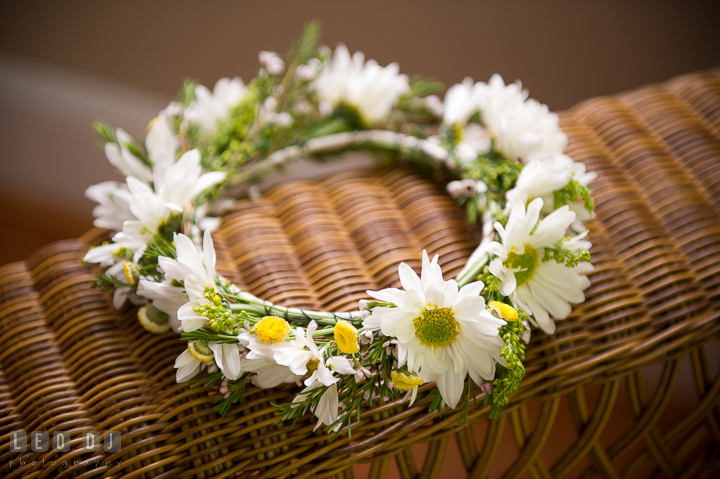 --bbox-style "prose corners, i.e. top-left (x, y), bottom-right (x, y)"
top-left (84, 24), bottom-right (595, 432)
